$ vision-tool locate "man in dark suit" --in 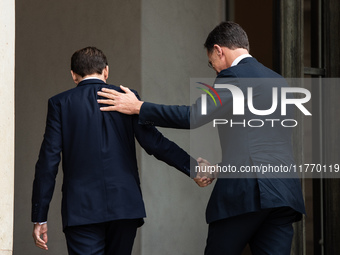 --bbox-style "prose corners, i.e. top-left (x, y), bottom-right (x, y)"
top-left (31, 46), bottom-right (207, 255)
top-left (97, 22), bottom-right (306, 254)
